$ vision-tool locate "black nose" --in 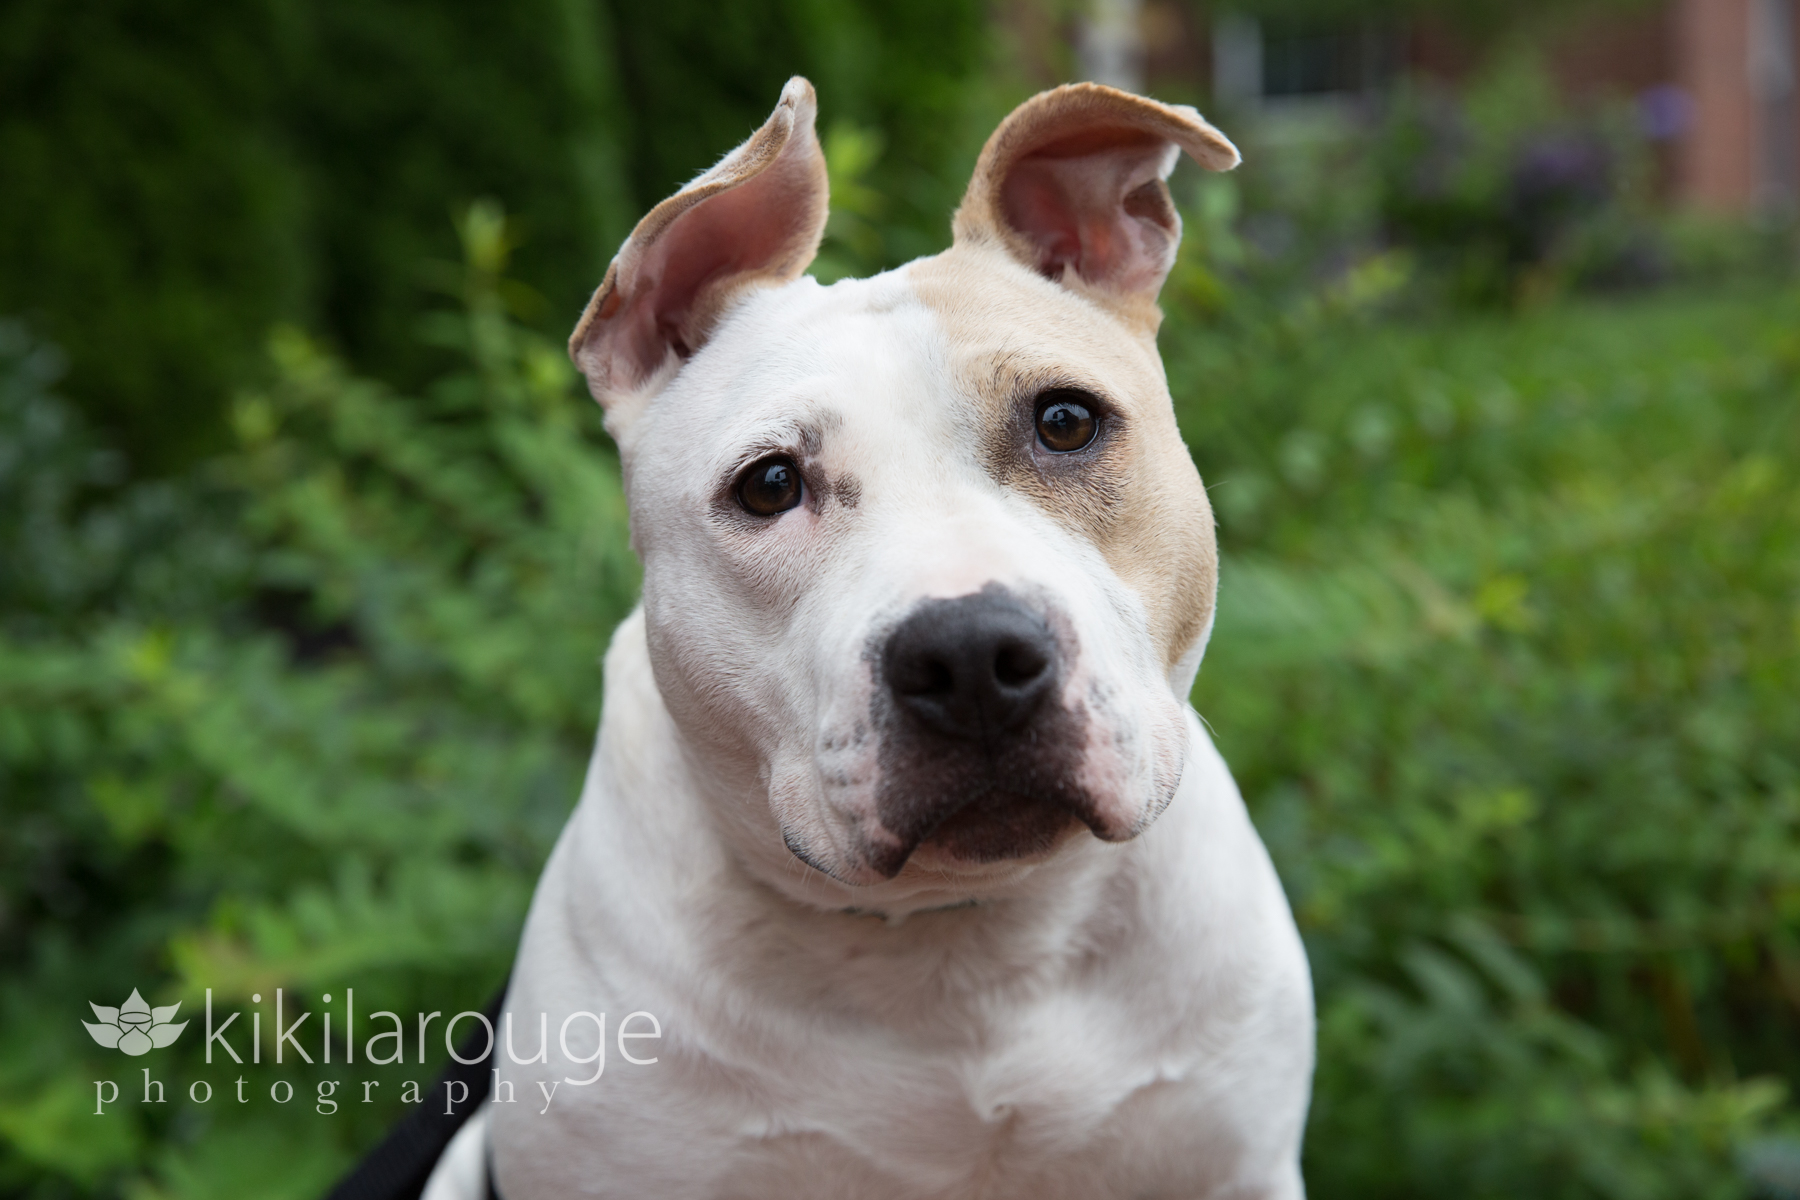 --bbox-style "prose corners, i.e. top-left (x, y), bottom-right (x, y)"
top-left (883, 589), bottom-right (1059, 742)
